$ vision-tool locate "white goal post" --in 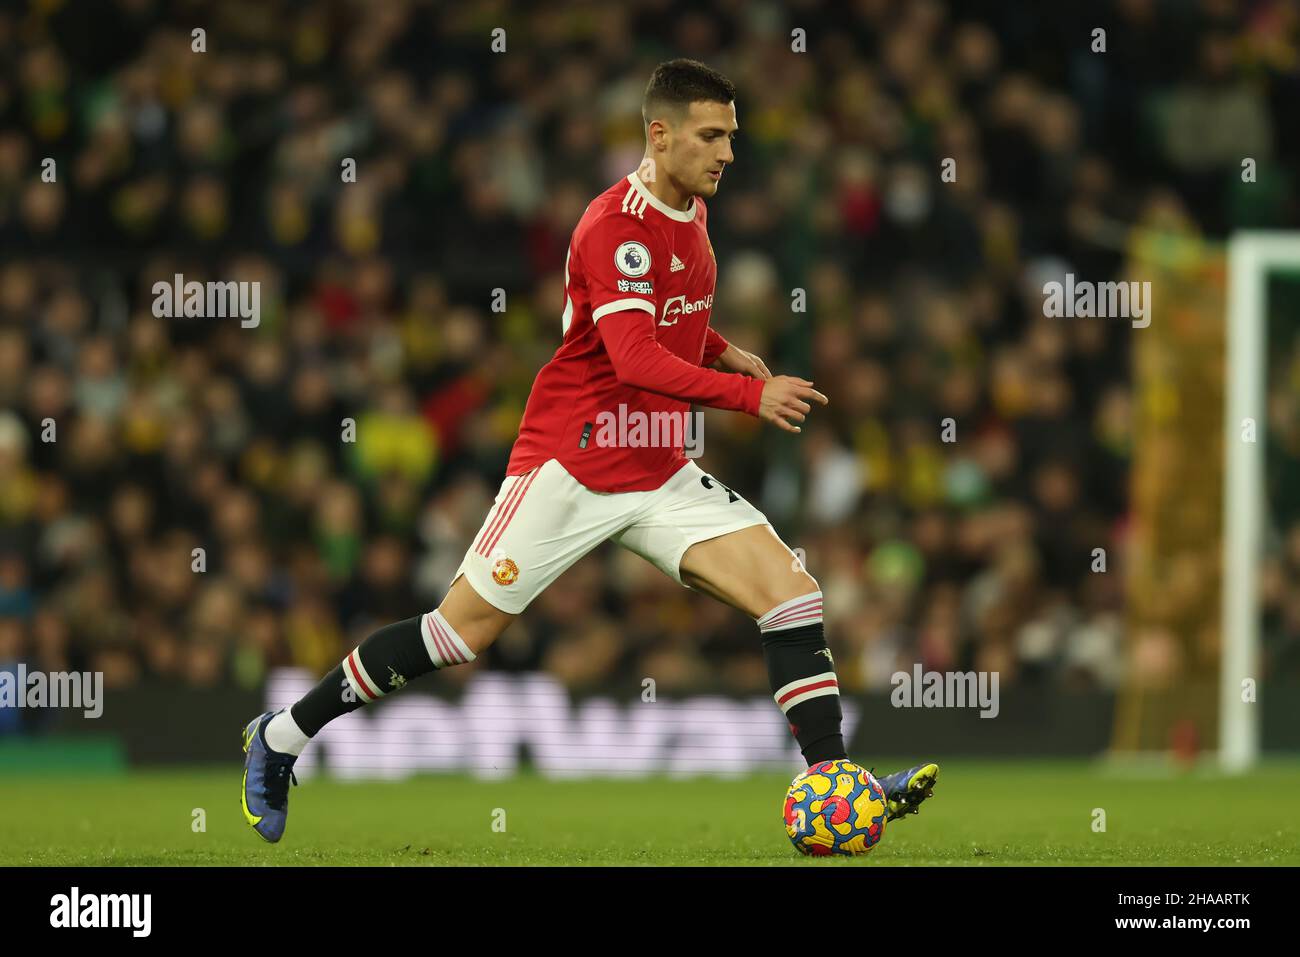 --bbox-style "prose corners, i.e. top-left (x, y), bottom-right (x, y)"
top-left (1220, 231), bottom-right (1300, 772)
